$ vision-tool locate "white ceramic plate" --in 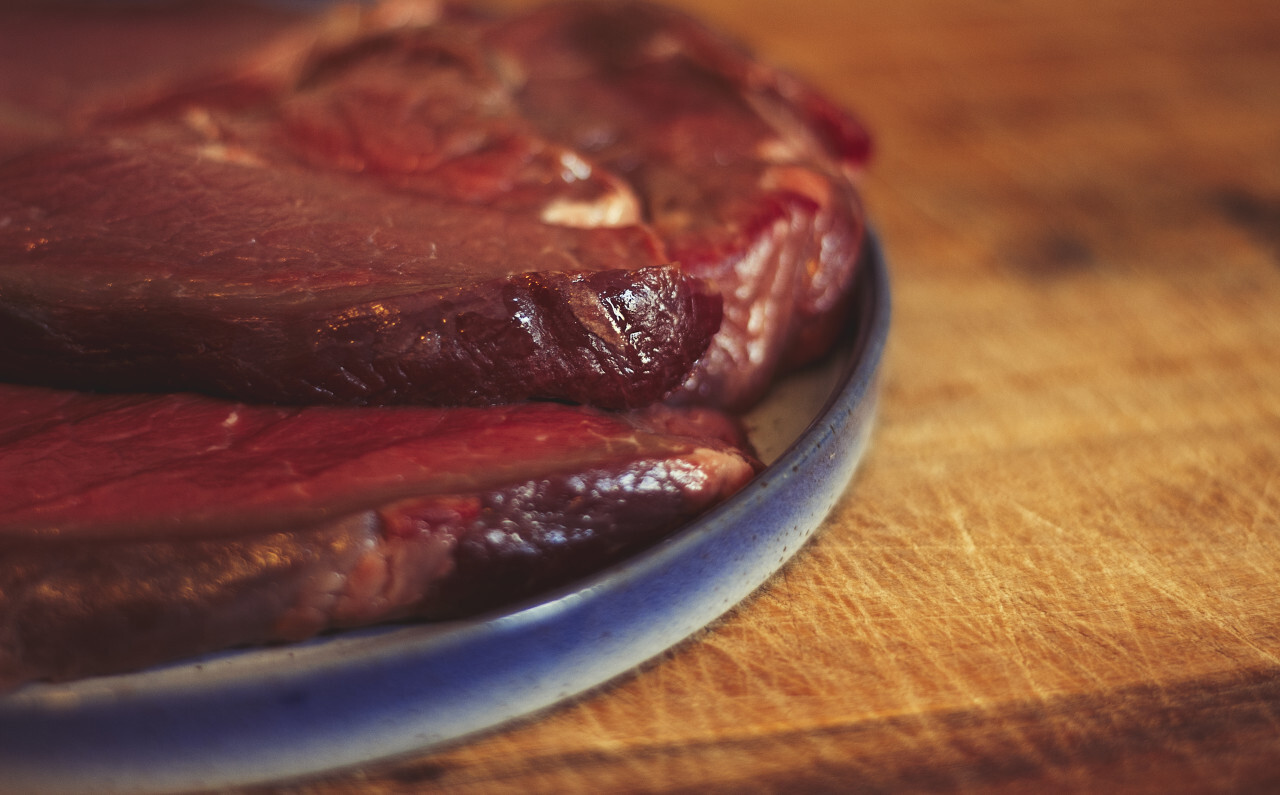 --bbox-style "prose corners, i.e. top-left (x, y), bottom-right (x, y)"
top-left (0, 238), bottom-right (889, 794)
